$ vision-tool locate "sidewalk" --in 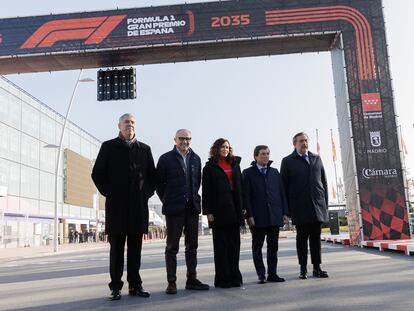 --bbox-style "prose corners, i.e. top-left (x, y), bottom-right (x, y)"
top-left (0, 242), bottom-right (109, 262)
top-left (0, 237), bottom-right (169, 262)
